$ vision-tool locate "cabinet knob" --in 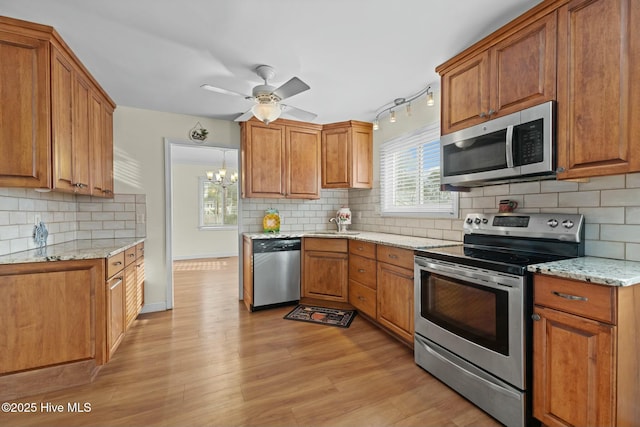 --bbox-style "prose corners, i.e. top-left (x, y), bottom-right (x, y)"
top-left (388, 254), bottom-right (398, 259)
top-left (488, 109), bottom-right (496, 116)
top-left (556, 167), bottom-right (566, 173)
top-left (358, 269), bottom-right (366, 273)
top-left (479, 112), bottom-right (487, 118)
top-left (531, 313), bottom-right (541, 321)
